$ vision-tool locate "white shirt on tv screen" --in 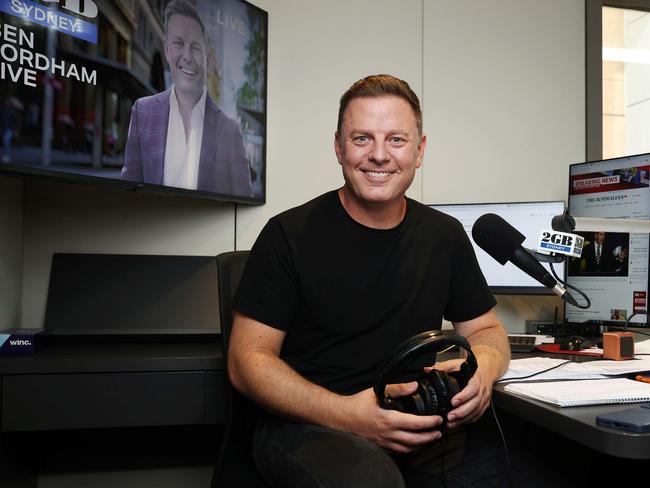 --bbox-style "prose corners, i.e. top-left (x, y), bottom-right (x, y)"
top-left (163, 86), bottom-right (207, 190)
